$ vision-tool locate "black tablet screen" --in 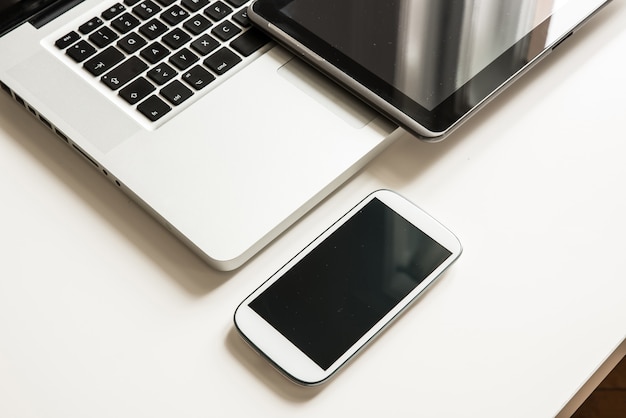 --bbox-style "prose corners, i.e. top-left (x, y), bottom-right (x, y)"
top-left (280, 0), bottom-right (557, 111)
